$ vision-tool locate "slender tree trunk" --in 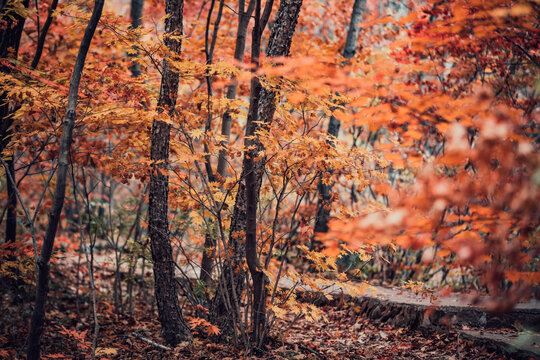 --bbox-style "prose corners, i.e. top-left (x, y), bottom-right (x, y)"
top-left (343, 0), bottom-right (365, 59)
top-left (5, 158), bottom-right (16, 242)
top-left (245, 0), bottom-right (303, 345)
top-left (1, 0), bottom-right (58, 243)
top-left (148, 0), bottom-right (192, 346)
top-left (26, 1), bottom-right (105, 358)
top-left (312, 0), bottom-right (365, 248)
top-left (31, 0), bottom-right (59, 69)
top-left (215, 0), bottom-right (255, 176)
top-left (129, 0), bottom-right (144, 77)
top-left (0, 0), bottom-right (29, 243)
top-left (198, 0), bottom-right (225, 289)
top-left (199, 0), bottom-right (255, 291)
top-left (124, 0), bottom-right (145, 312)
top-left (199, 230), bottom-right (215, 286)
top-left (211, 0), bottom-right (303, 346)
